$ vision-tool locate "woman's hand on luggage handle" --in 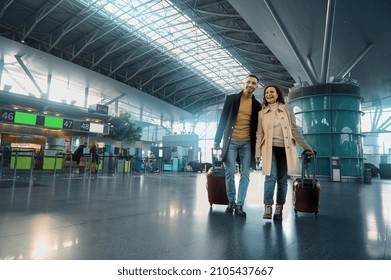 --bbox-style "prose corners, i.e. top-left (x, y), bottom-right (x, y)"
top-left (304, 150), bottom-right (312, 154)
top-left (304, 149), bottom-right (316, 155)
top-left (303, 150), bottom-right (316, 162)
